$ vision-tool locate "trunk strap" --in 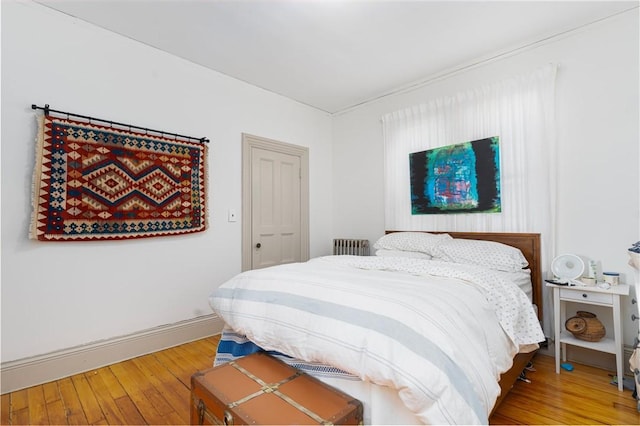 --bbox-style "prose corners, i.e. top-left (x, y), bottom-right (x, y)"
top-left (228, 359), bottom-right (332, 425)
